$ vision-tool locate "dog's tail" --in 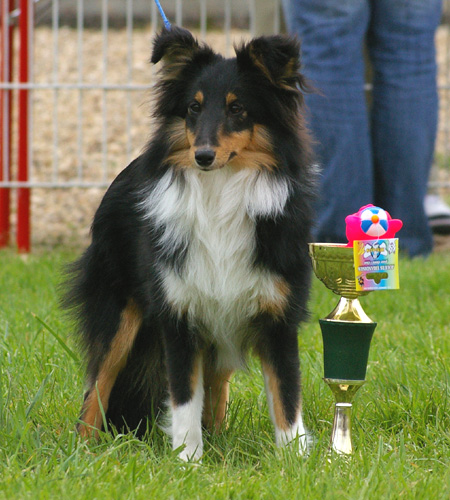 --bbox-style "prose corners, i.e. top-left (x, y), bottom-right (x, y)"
top-left (62, 253), bottom-right (168, 438)
top-left (105, 323), bottom-right (168, 437)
